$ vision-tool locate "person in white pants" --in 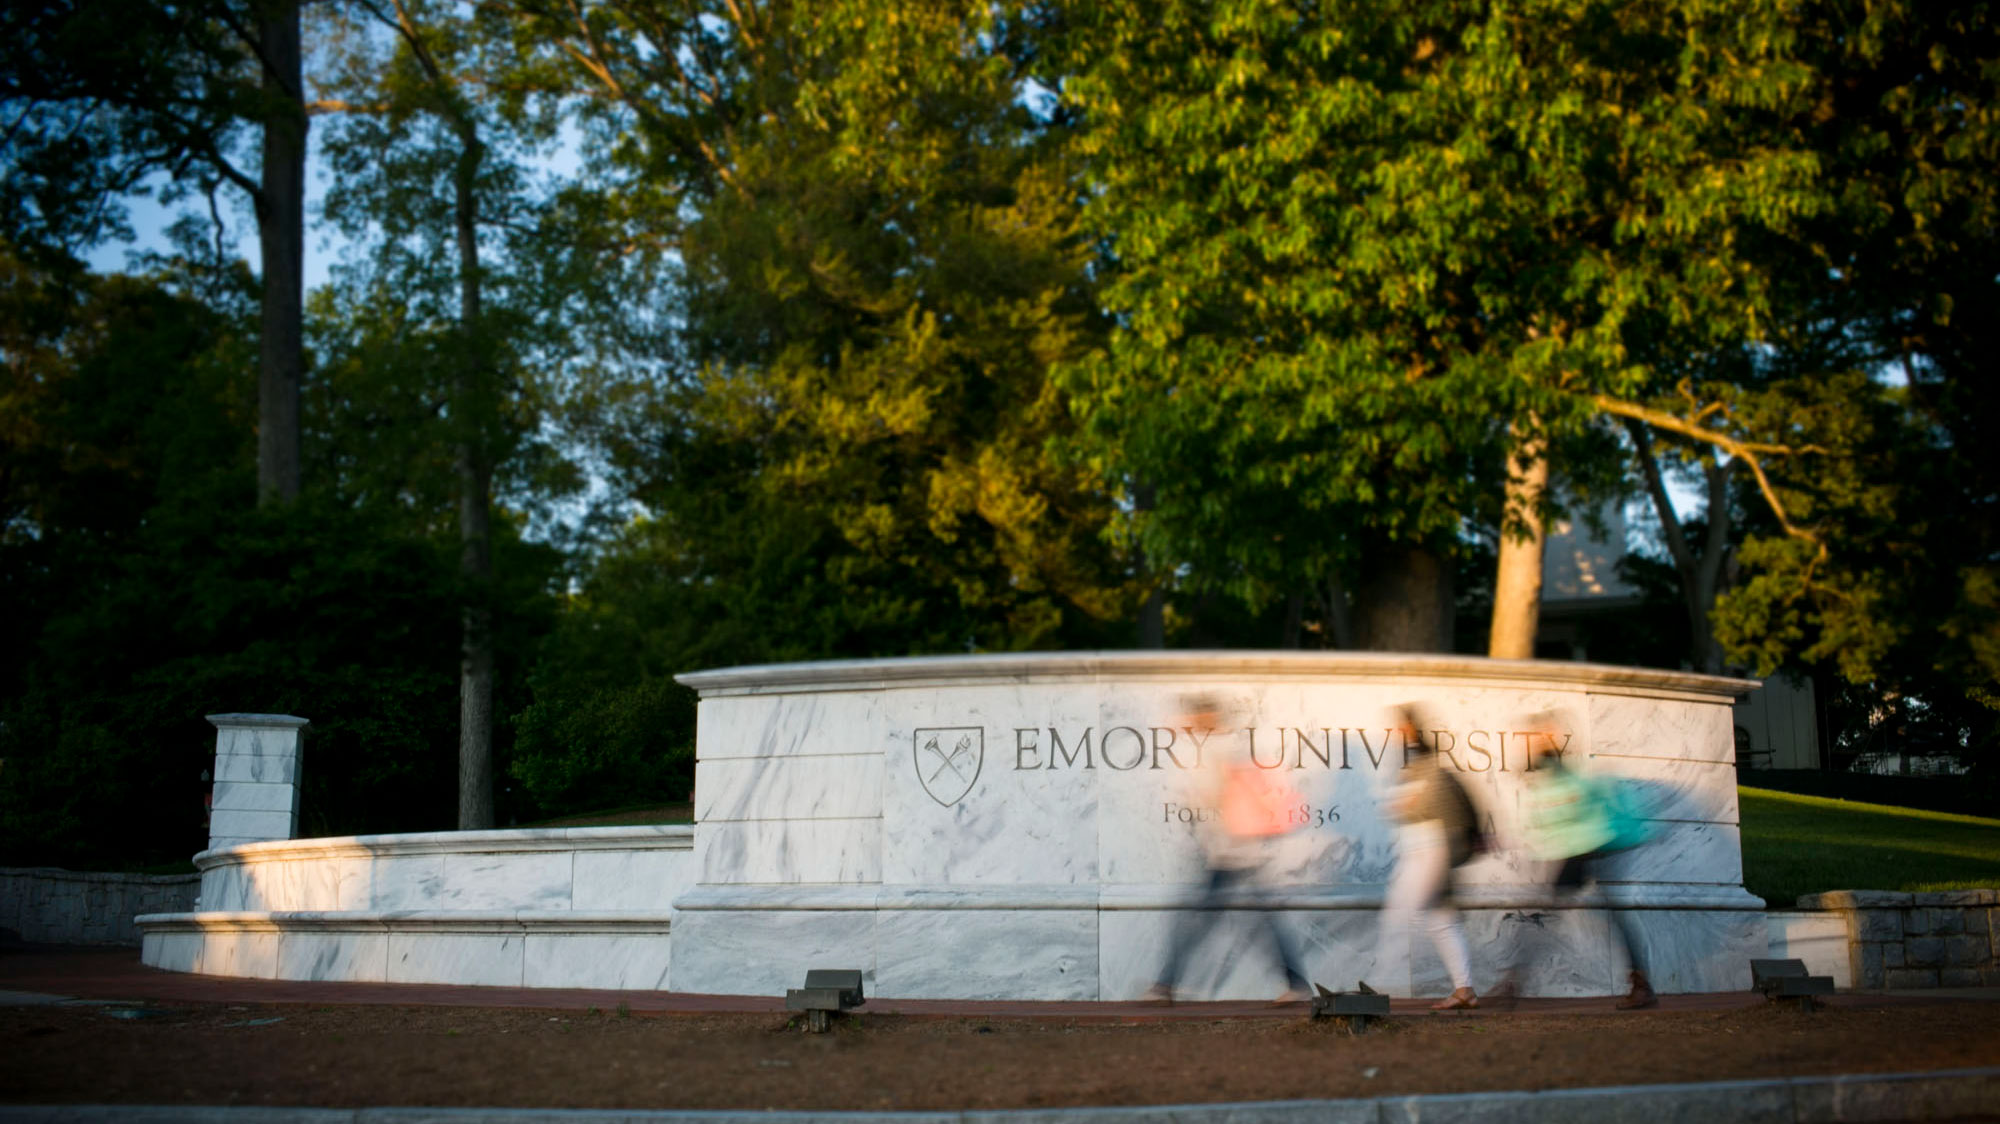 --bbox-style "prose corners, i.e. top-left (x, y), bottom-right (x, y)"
top-left (1371, 704), bottom-right (1480, 1010)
